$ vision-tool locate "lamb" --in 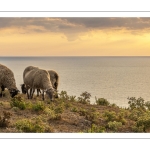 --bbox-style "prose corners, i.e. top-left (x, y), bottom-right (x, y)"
top-left (21, 66), bottom-right (59, 98)
top-left (23, 67), bottom-right (55, 101)
top-left (0, 64), bottom-right (19, 98)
